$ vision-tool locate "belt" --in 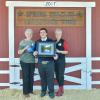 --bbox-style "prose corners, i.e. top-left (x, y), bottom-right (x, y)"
top-left (41, 61), bottom-right (49, 64)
